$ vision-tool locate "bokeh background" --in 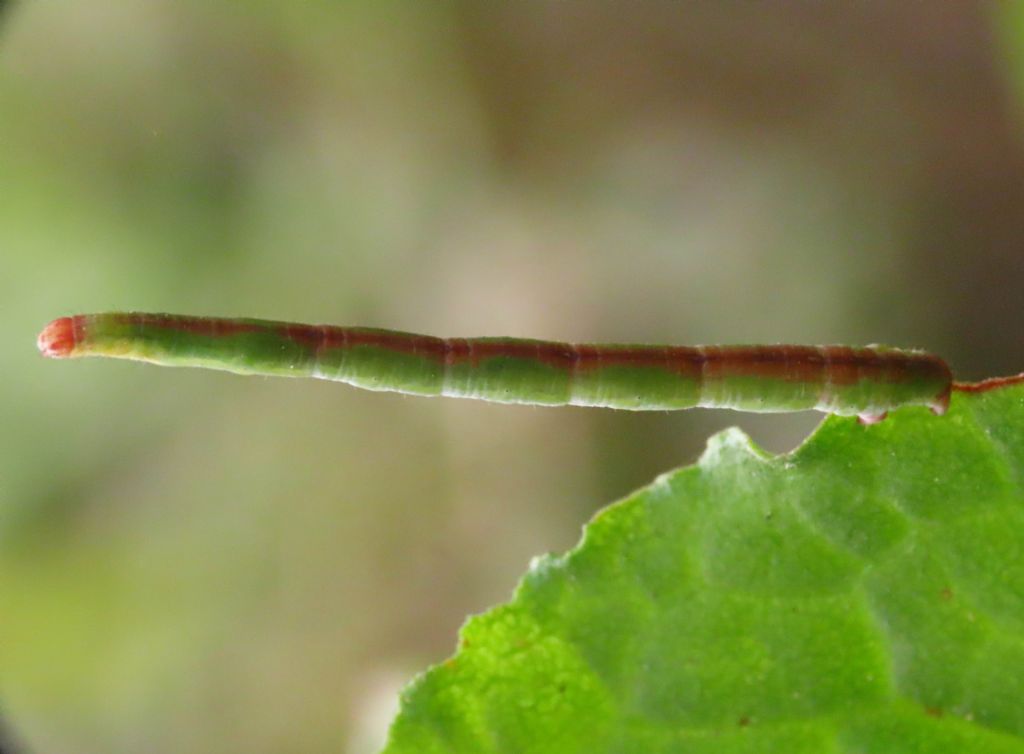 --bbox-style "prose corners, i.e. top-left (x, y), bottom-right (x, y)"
top-left (3, 2), bottom-right (1024, 752)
